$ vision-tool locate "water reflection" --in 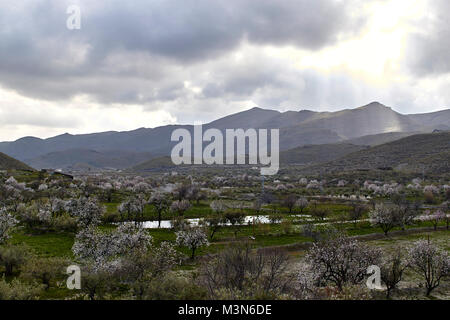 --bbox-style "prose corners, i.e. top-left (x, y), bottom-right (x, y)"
top-left (130, 214), bottom-right (312, 229)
